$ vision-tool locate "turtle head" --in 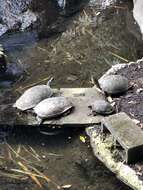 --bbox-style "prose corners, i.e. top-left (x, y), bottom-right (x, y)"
top-left (13, 103), bottom-right (17, 108)
top-left (47, 77), bottom-right (54, 87)
top-left (88, 105), bottom-right (92, 109)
